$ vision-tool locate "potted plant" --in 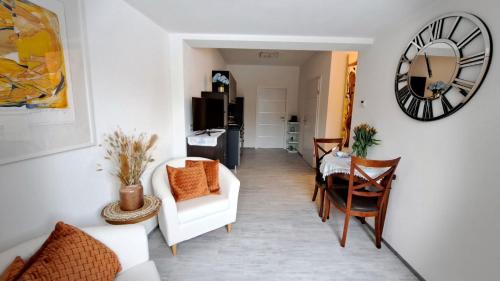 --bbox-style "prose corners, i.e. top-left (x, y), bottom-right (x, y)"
top-left (427, 80), bottom-right (448, 99)
top-left (351, 123), bottom-right (380, 158)
top-left (100, 129), bottom-right (158, 211)
top-left (212, 72), bottom-right (230, 92)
